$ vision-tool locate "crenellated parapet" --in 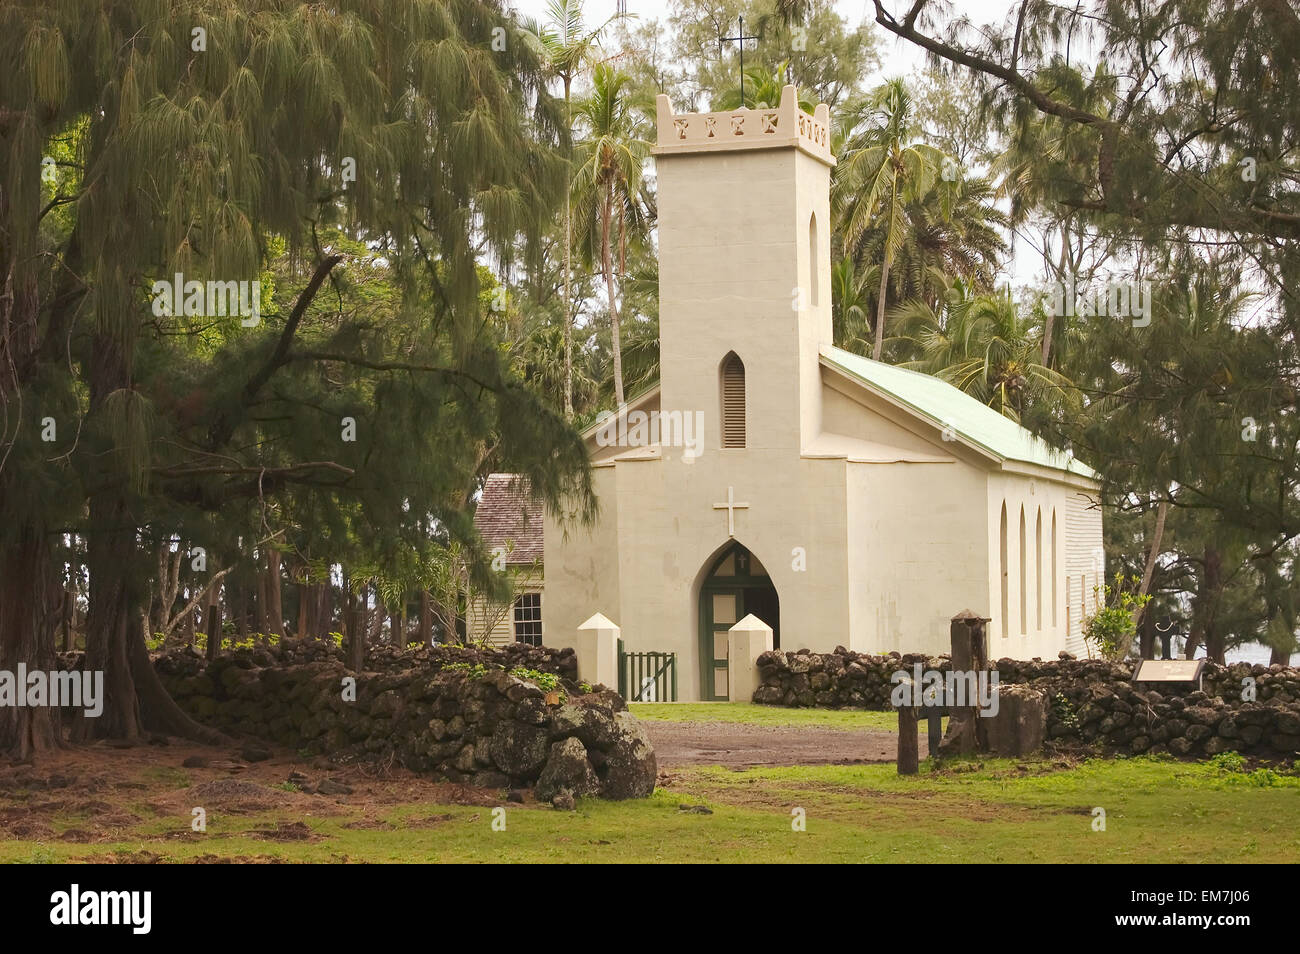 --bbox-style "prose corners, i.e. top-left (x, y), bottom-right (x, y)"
top-left (653, 84), bottom-right (834, 167)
